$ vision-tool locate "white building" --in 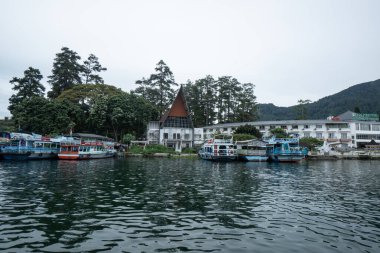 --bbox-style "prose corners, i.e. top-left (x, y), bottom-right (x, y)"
top-left (202, 111), bottom-right (380, 149)
top-left (146, 86), bottom-right (204, 152)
